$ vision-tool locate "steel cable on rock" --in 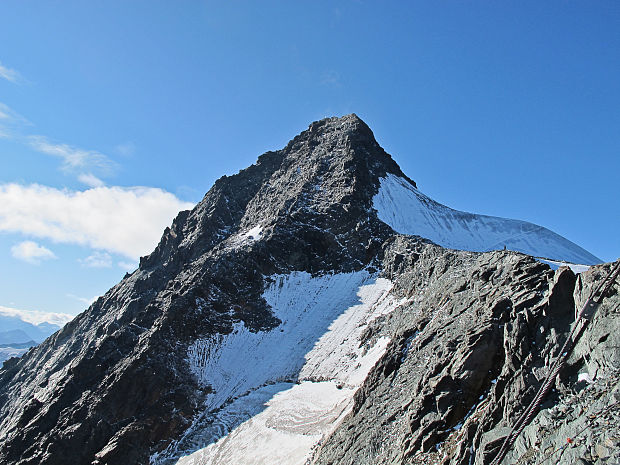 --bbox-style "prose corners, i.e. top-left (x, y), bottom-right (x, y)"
top-left (490, 259), bottom-right (620, 465)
